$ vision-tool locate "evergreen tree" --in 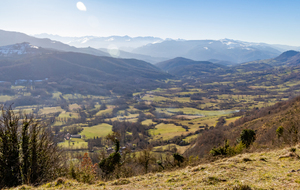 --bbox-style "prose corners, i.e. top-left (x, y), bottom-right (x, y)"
top-left (0, 106), bottom-right (62, 188)
top-left (239, 129), bottom-right (256, 148)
